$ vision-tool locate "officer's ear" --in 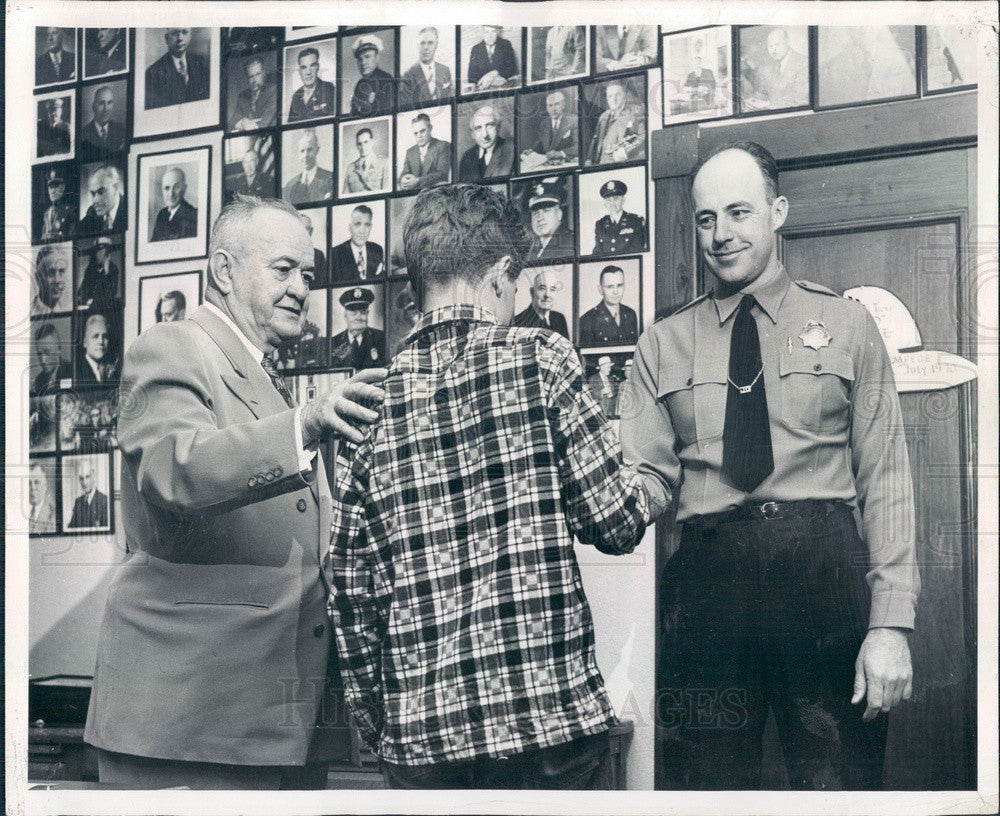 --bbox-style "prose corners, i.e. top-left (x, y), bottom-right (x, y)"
top-left (770, 195), bottom-right (789, 231)
top-left (208, 249), bottom-right (235, 295)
